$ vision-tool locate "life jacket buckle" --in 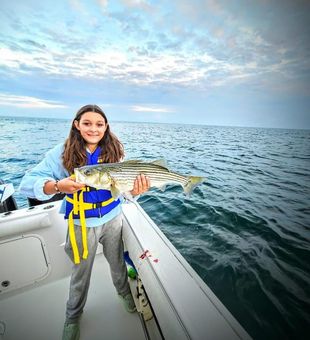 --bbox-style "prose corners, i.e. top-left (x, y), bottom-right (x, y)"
top-left (93, 202), bottom-right (102, 209)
